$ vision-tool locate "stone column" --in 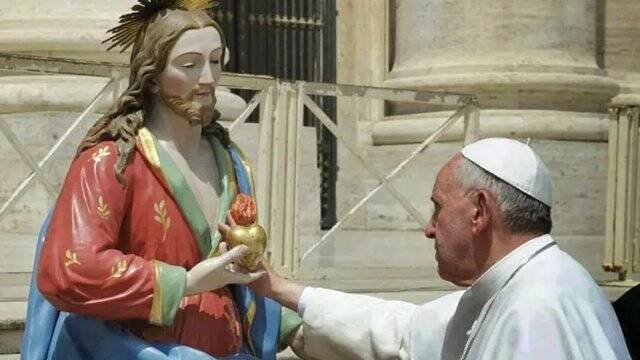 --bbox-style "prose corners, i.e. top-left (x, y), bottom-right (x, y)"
top-left (603, 0), bottom-right (640, 102)
top-left (386, 0), bottom-right (617, 113)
